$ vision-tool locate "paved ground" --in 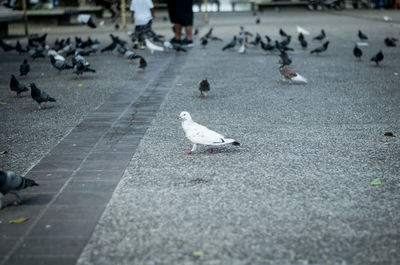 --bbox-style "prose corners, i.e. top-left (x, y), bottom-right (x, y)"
top-left (1, 8), bottom-right (400, 265)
